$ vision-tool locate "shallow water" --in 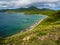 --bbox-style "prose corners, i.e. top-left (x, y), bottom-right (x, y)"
top-left (0, 13), bottom-right (45, 37)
